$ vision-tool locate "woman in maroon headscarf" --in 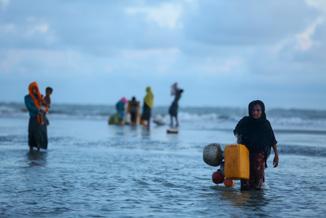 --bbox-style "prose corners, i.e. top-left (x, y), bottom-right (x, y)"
top-left (234, 100), bottom-right (279, 190)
